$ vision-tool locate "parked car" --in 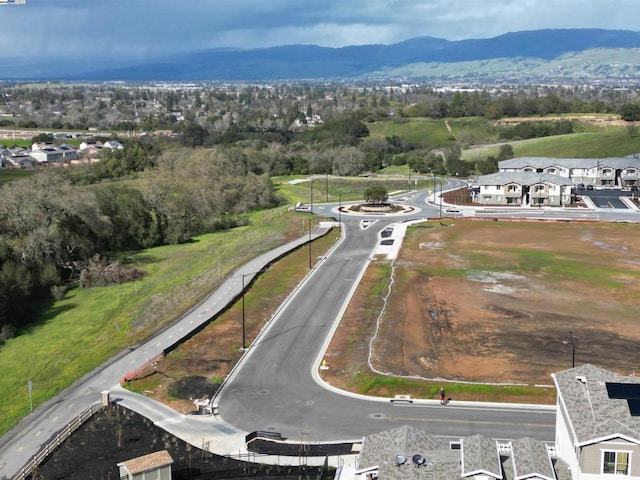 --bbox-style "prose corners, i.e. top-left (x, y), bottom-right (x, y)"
top-left (586, 185), bottom-right (594, 190)
top-left (577, 183), bottom-right (585, 190)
